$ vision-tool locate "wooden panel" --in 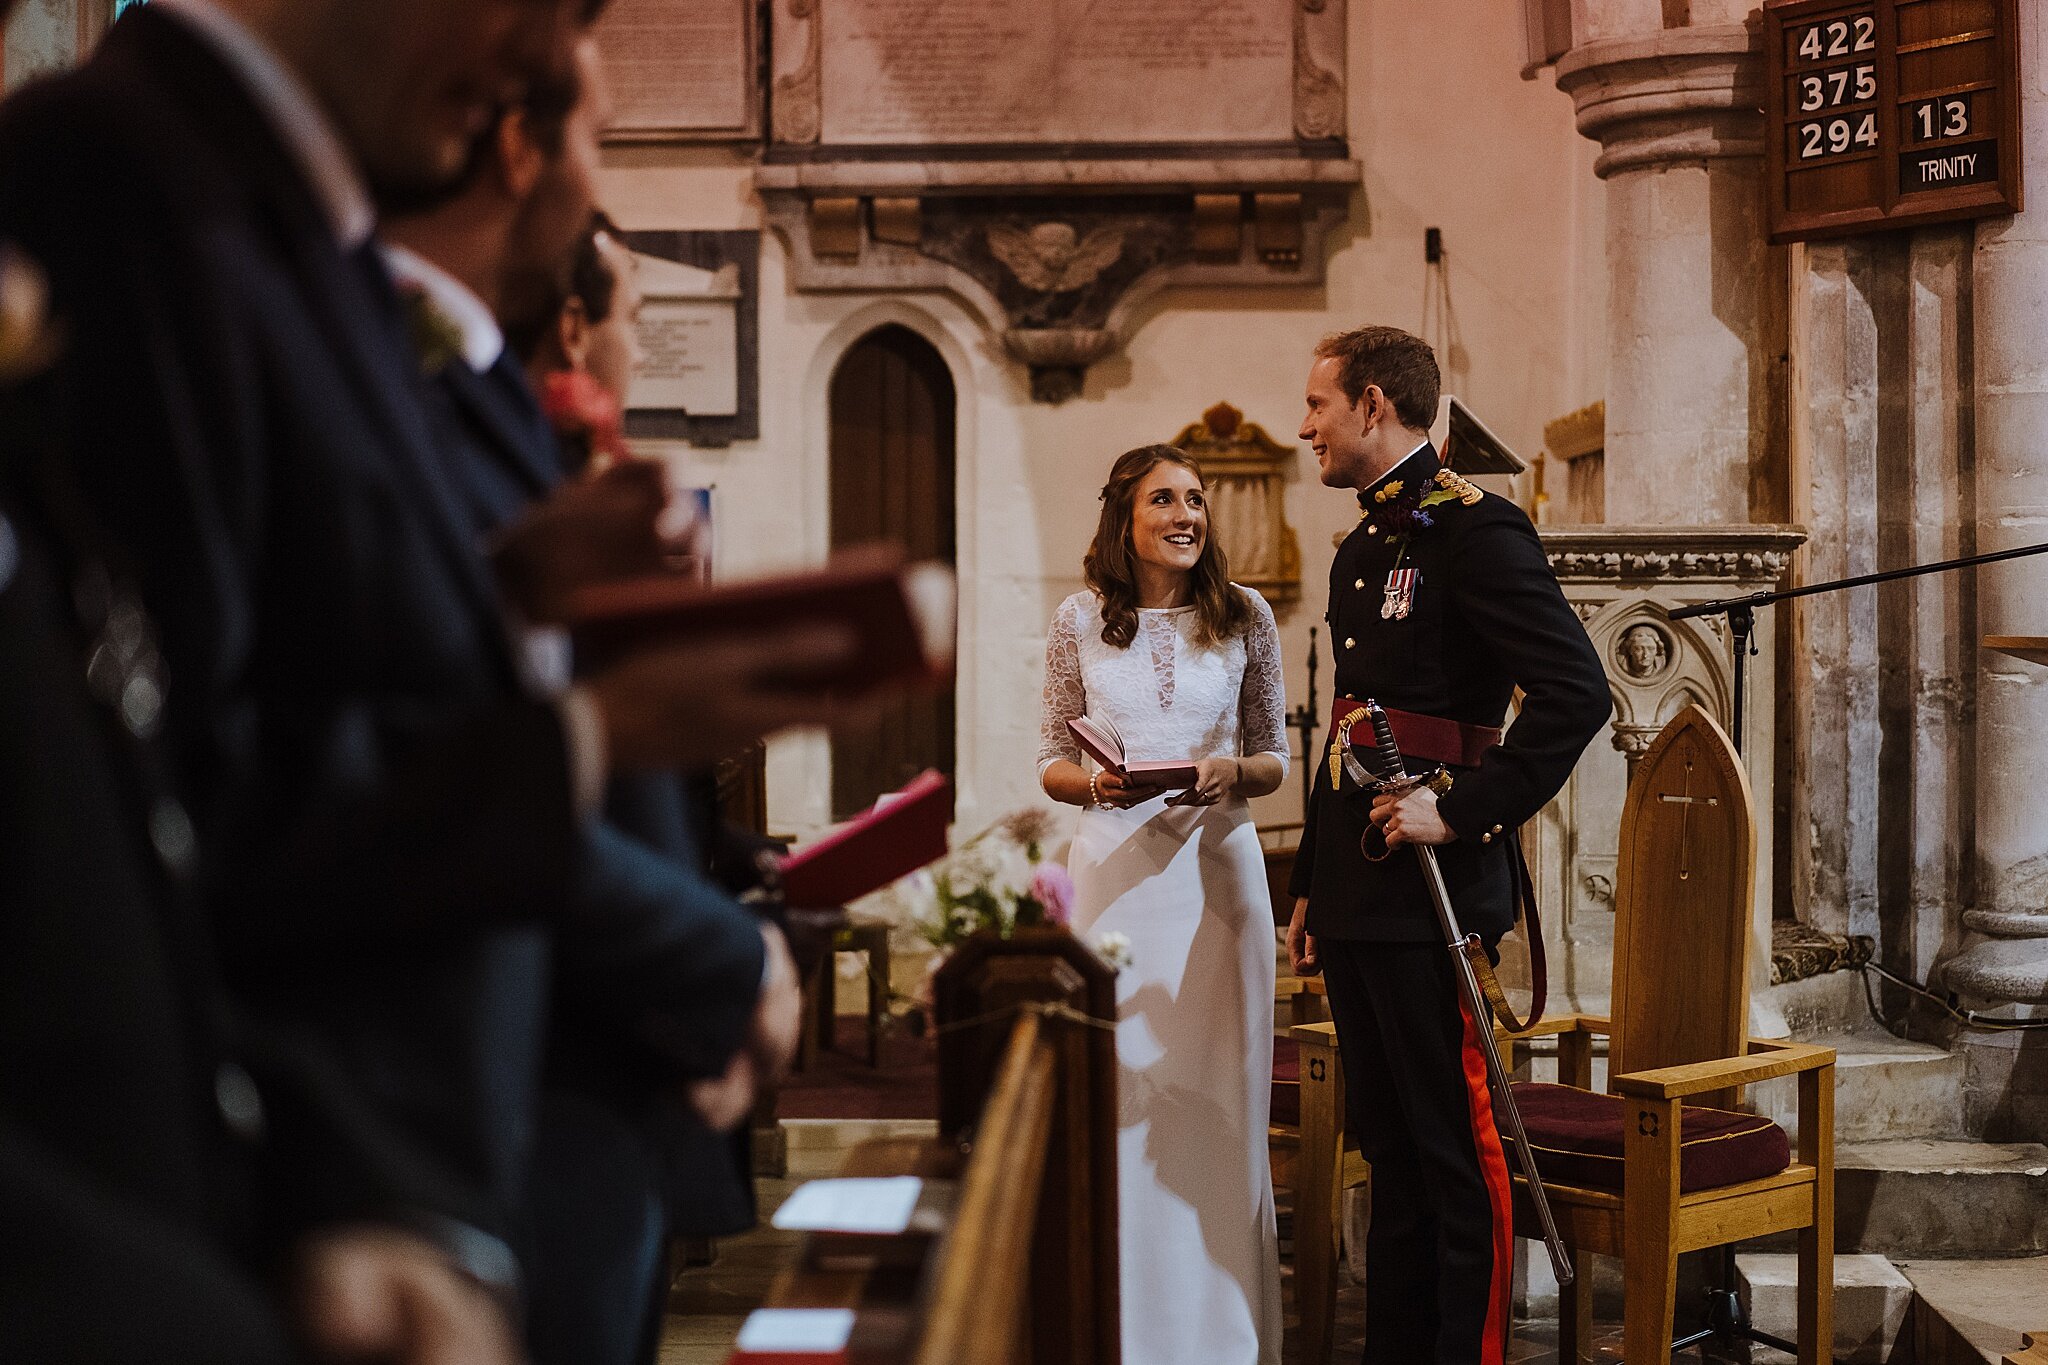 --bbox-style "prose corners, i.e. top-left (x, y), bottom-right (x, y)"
top-left (931, 930), bottom-right (1120, 1365)
top-left (828, 325), bottom-right (958, 821)
top-left (914, 1013), bottom-right (1057, 1365)
top-left (1608, 705), bottom-right (1756, 1099)
top-left (1763, 0), bottom-right (2022, 242)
